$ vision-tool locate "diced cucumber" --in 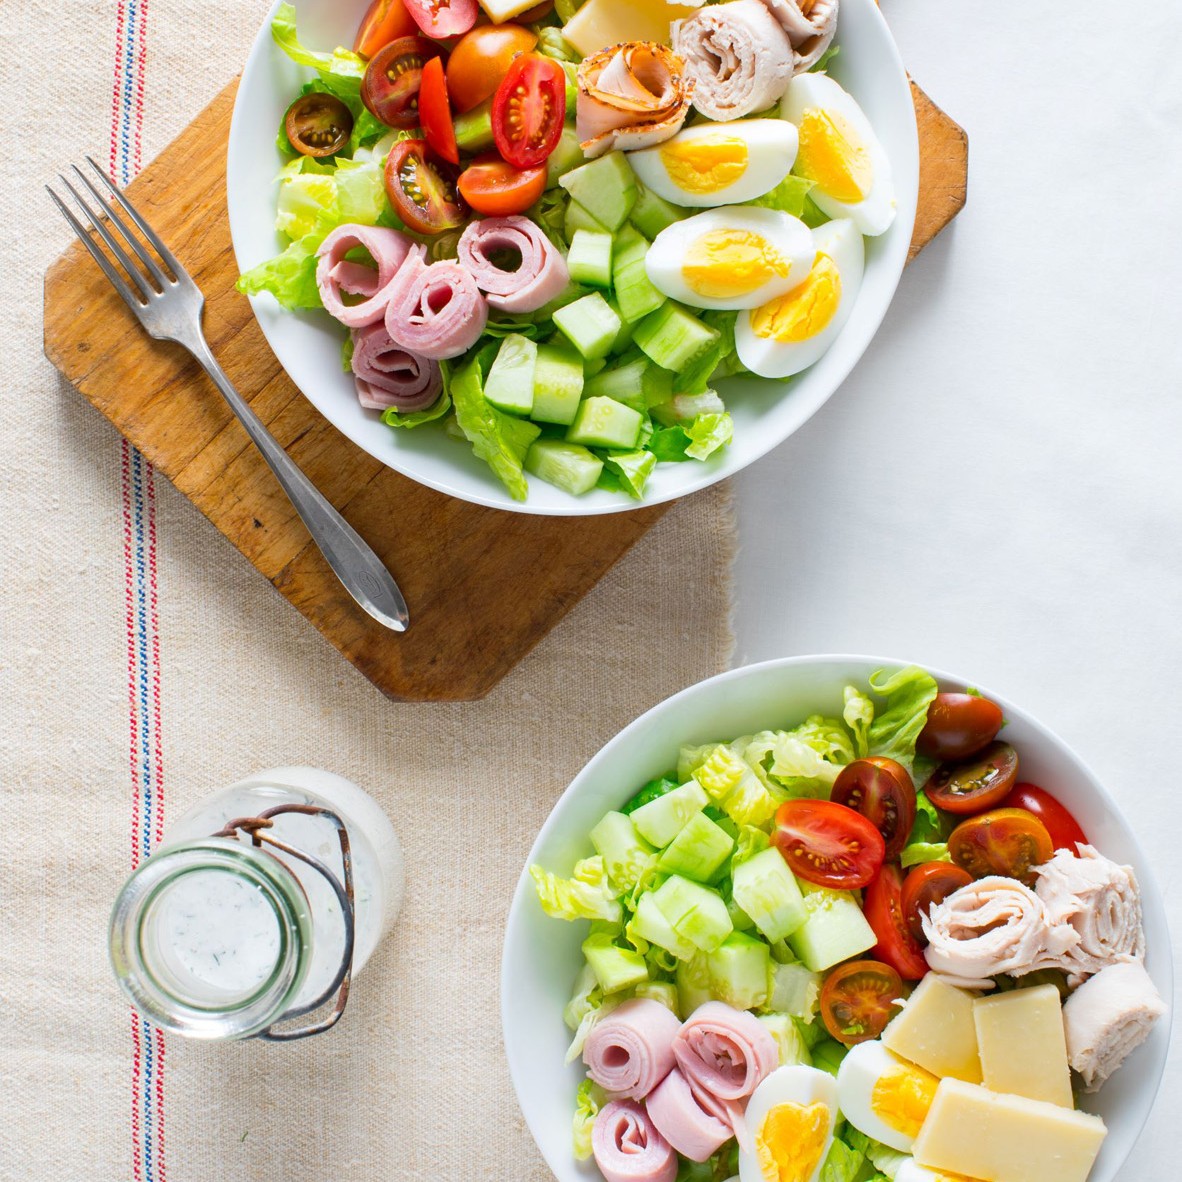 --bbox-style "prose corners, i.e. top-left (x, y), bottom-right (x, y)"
top-left (786, 883), bottom-right (877, 972)
top-left (758, 1012), bottom-right (812, 1066)
top-left (726, 886), bottom-right (756, 933)
top-left (453, 99), bottom-right (494, 154)
top-left (558, 151), bottom-right (637, 231)
top-left (604, 297), bottom-right (635, 354)
top-left (731, 848), bottom-right (808, 943)
top-left (601, 449), bottom-right (656, 499)
top-left (484, 333), bottom-right (537, 415)
top-left (553, 293), bottom-right (624, 361)
top-left (653, 875), bottom-right (733, 954)
top-left (567, 396), bottom-right (643, 450)
top-left (707, 932), bottom-right (771, 1009)
top-left (812, 1038), bottom-right (850, 1078)
top-left (677, 954), bottom-right (714, 1015)
top-left (630, 781), bottom-right (708, 847)
top-left (524, 439), bottom-right (603, 495)
top-left (629, 183), bottom-right (689, 239)
top-left (564, 198), bottom-right (608, 239)
top-left (656, 813), bottom-right (735, 882)
top-left (634, 981), bottom-right (680, 1018)
top-left (530, 342), bottom-right (584, 425)
top-left (767, 961), bottom-right (822, 1020)
top-left (590, 811), bottom-right (656, 893)
top-left (567, 229), bottom-right (613, 289)
top-left (634, 303), bottom-right (721, 372)
top-left (582, 933), bottom-right (649, 993)
top-left (546, 126), bottom-right (585, 189)
top-left (613, 235), bottom-right (667, 324)
top-left (631, 891), bottom-right (696, 960)
top-left (584, 356), bottom-right (650, 409)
